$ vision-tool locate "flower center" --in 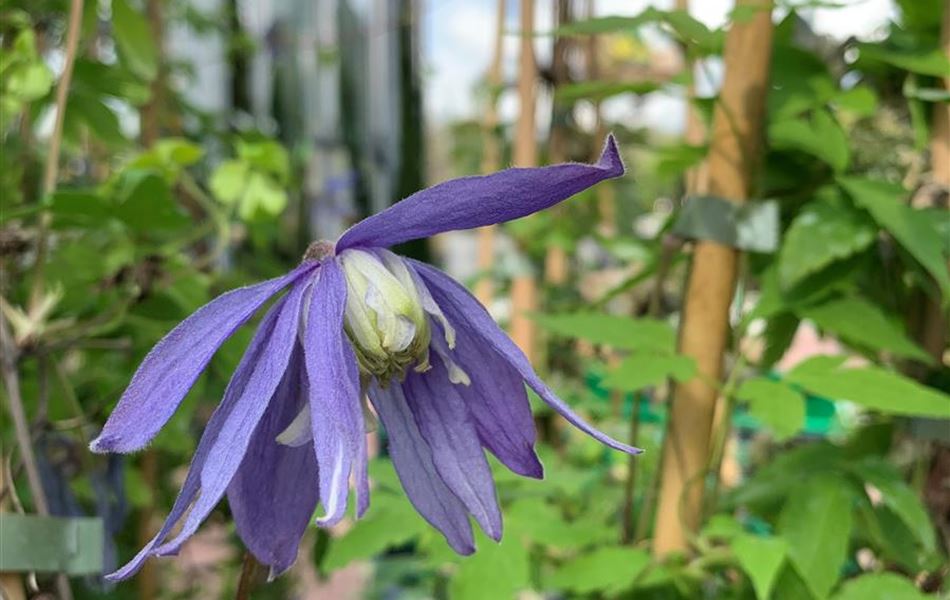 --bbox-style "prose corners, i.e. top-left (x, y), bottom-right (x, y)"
top-left (338, 249), bottom-right (431, 384)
